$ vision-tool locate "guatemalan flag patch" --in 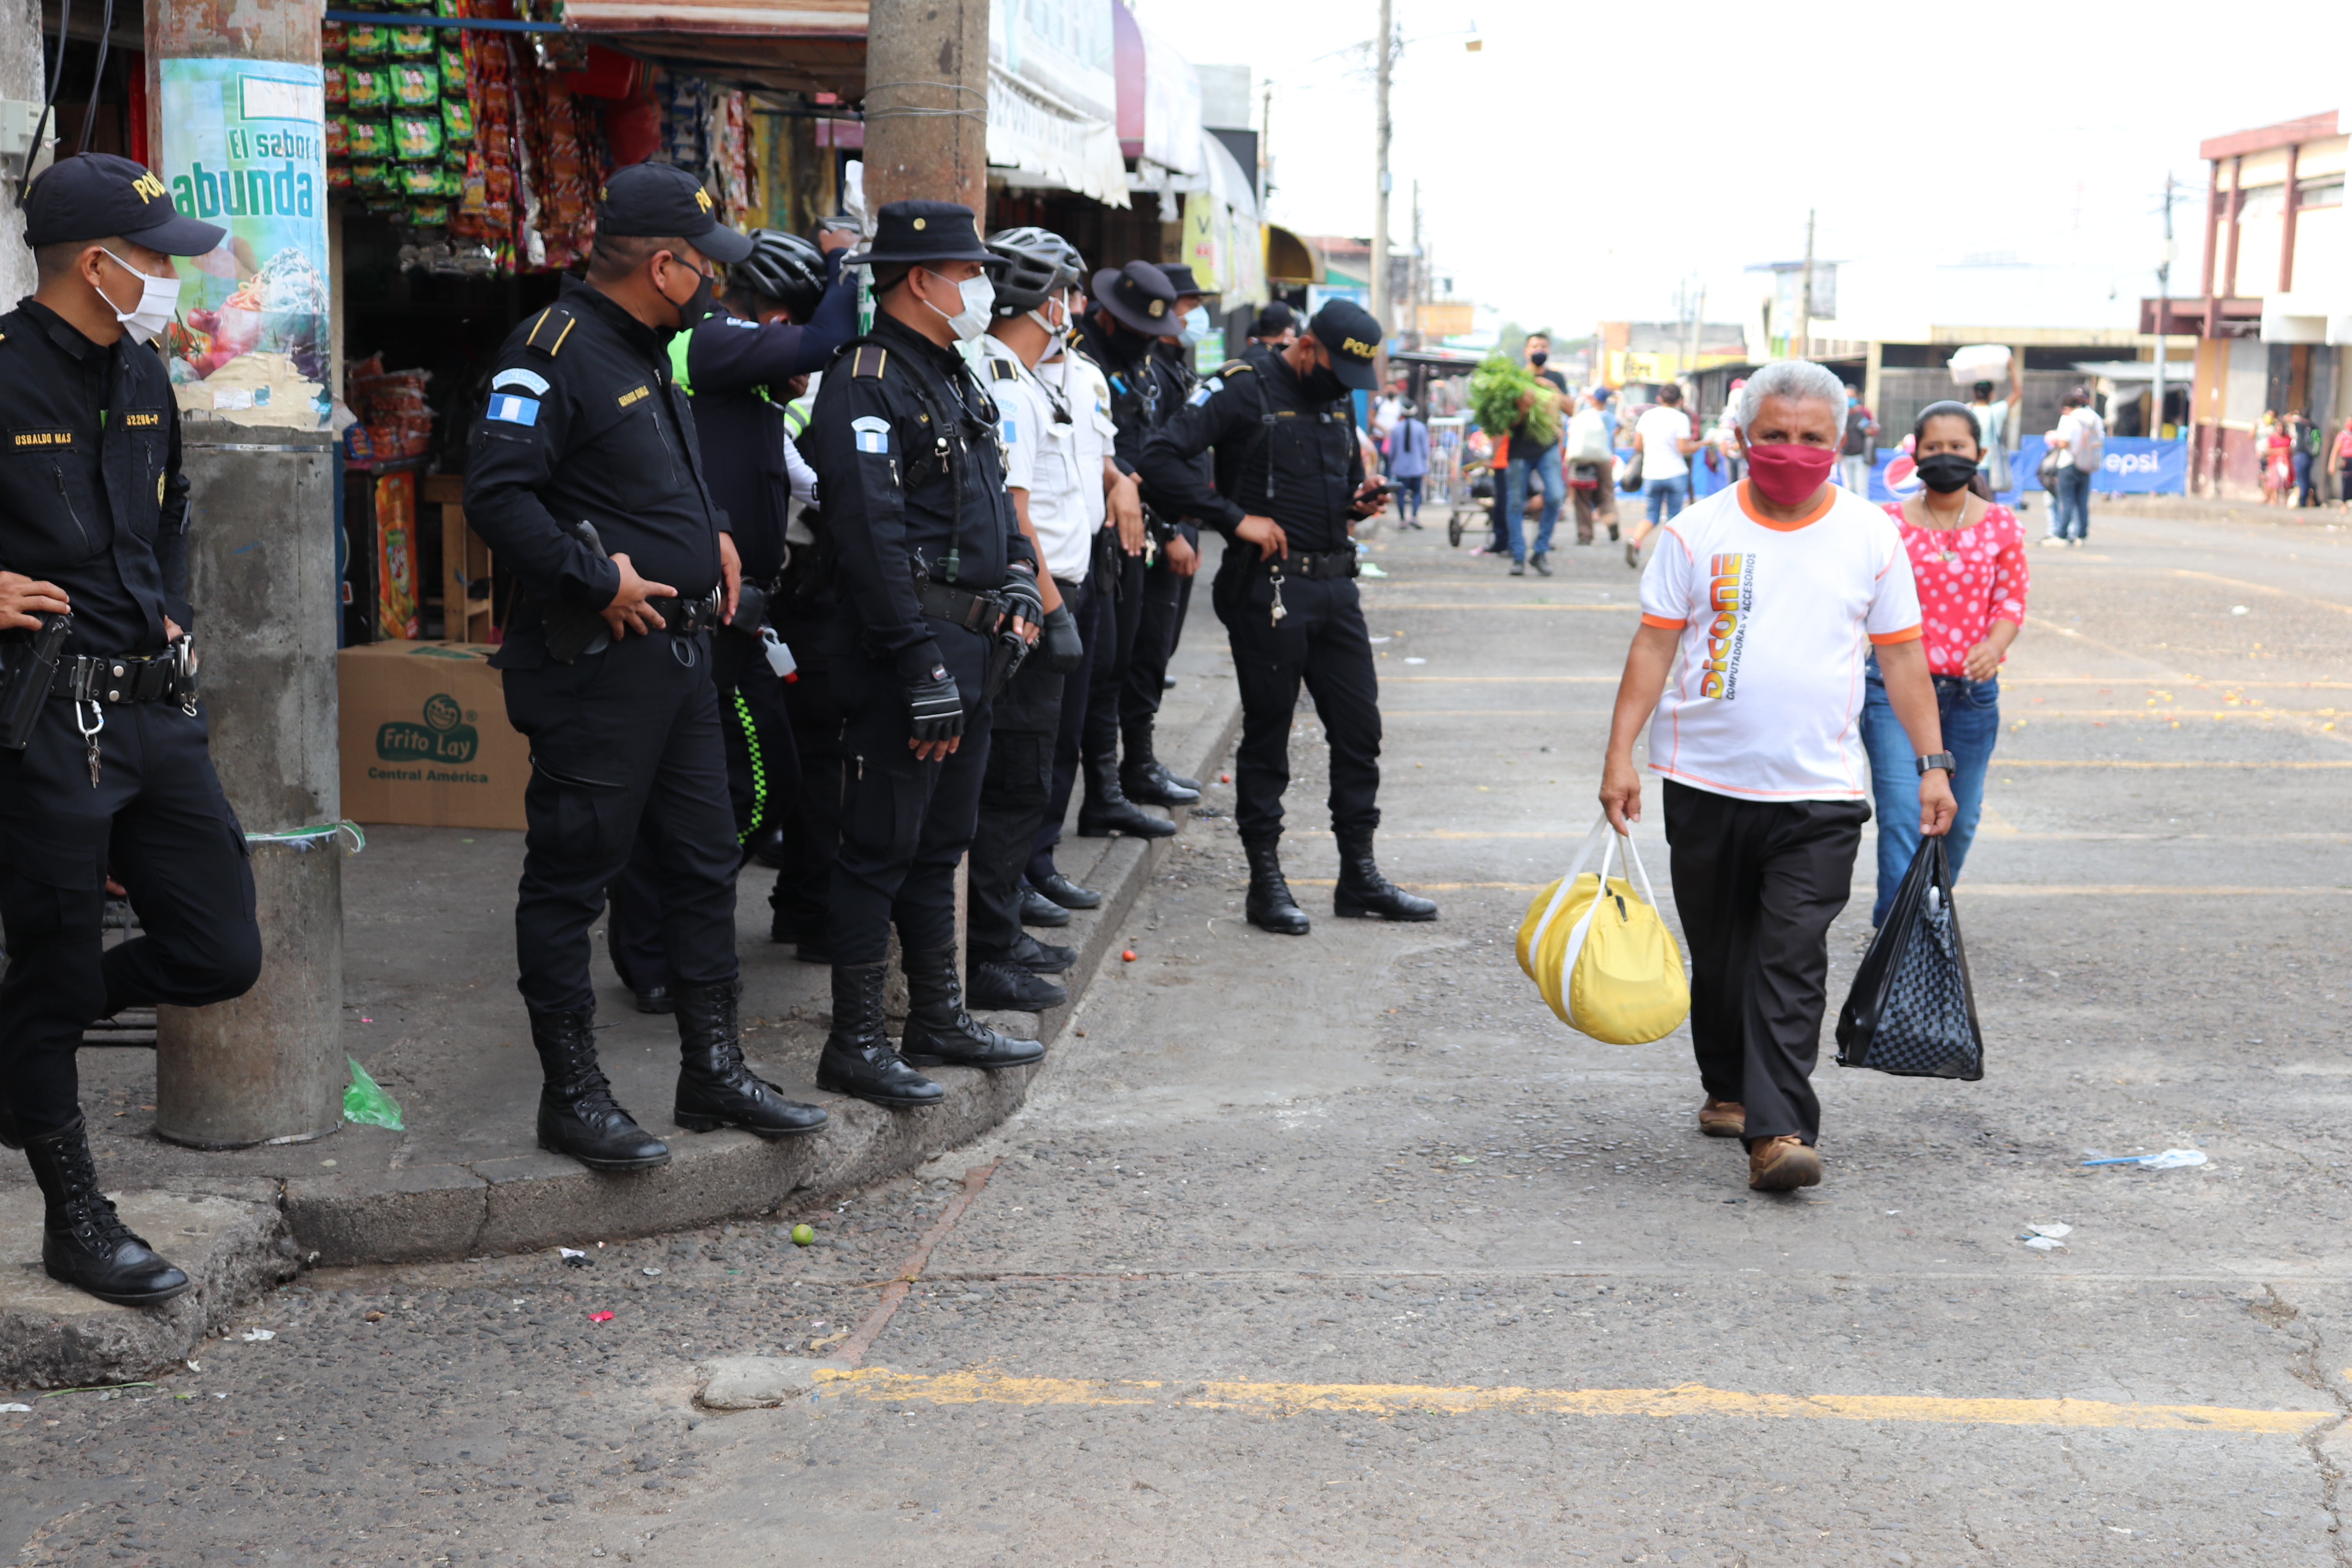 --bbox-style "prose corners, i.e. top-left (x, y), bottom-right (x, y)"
top-left (488, 393), bottom-right (540, 426)
top-left (852, 415), bottom-right (891, 455)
